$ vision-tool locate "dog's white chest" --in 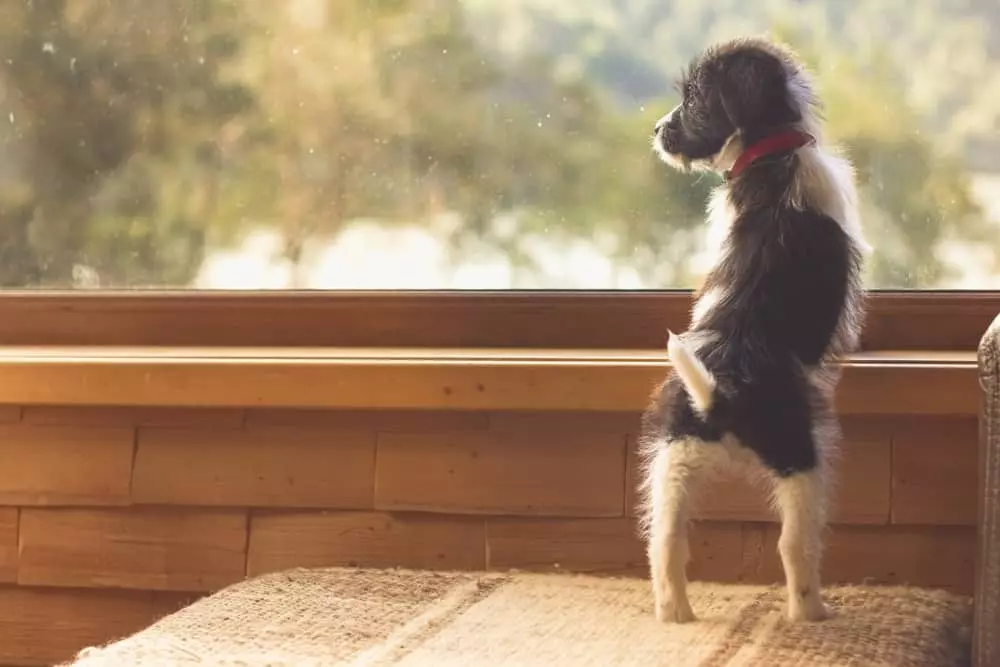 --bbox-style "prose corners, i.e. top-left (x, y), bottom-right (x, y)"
top-left (705, 186), bottom-right (736, 261)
